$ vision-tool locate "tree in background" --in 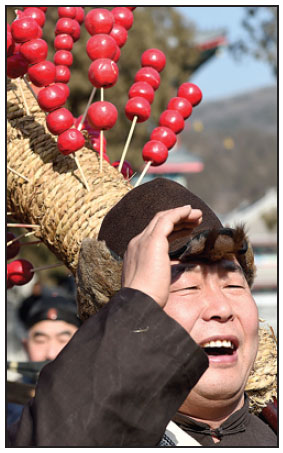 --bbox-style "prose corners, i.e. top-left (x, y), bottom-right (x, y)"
top-left (230, 6), bottom-right (277, 76)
